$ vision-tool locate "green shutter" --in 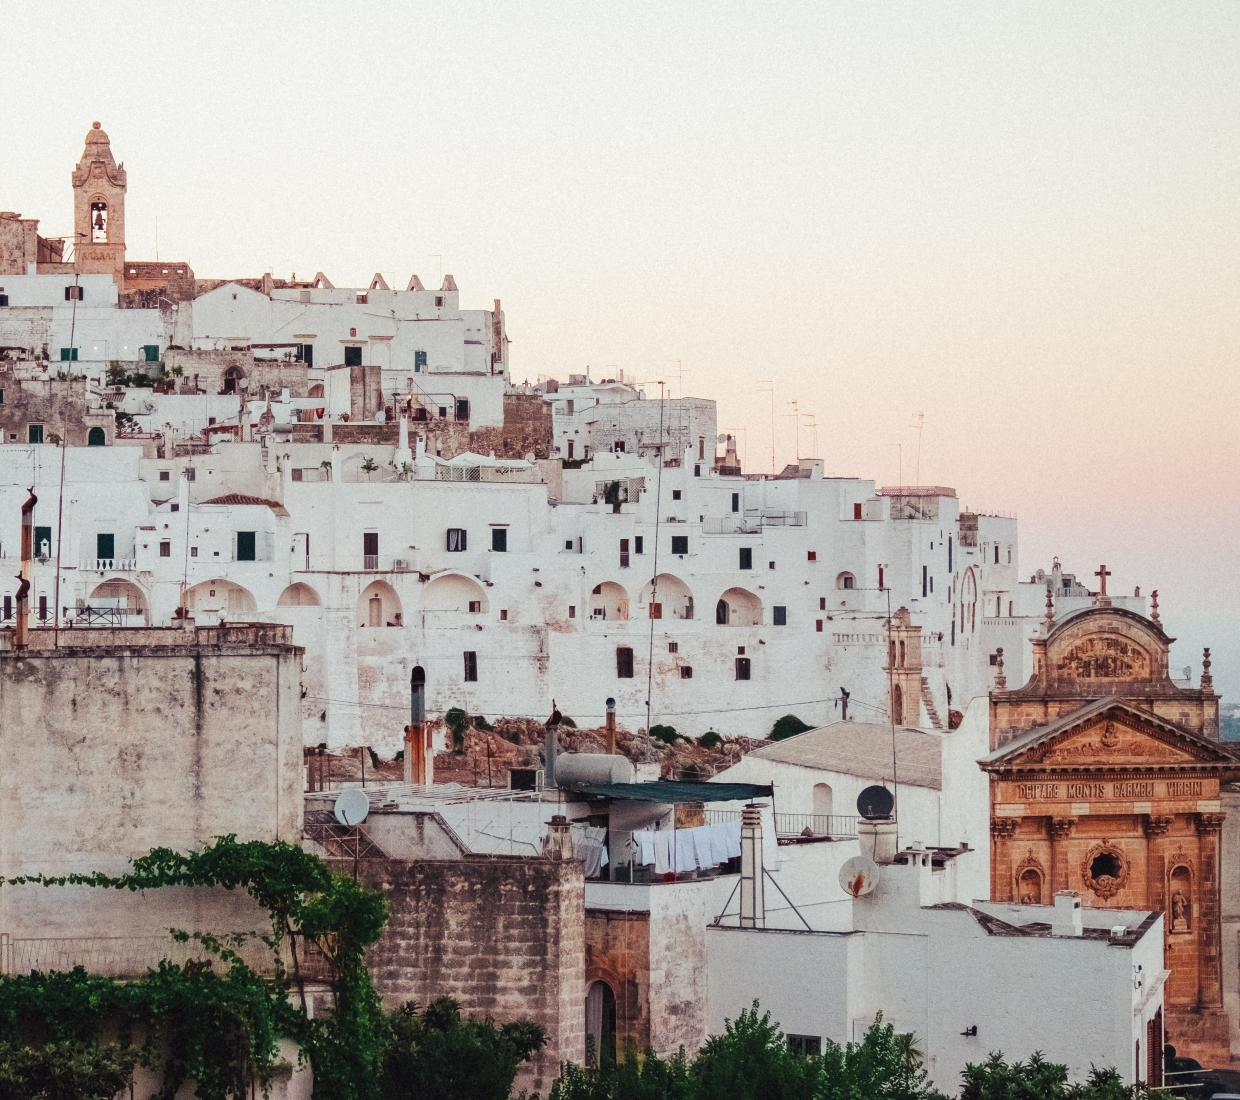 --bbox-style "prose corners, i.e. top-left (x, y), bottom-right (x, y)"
top-left (237, 532), bottom-right (256, 561)
top-left (97, 533), bottom-right (115, 560)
